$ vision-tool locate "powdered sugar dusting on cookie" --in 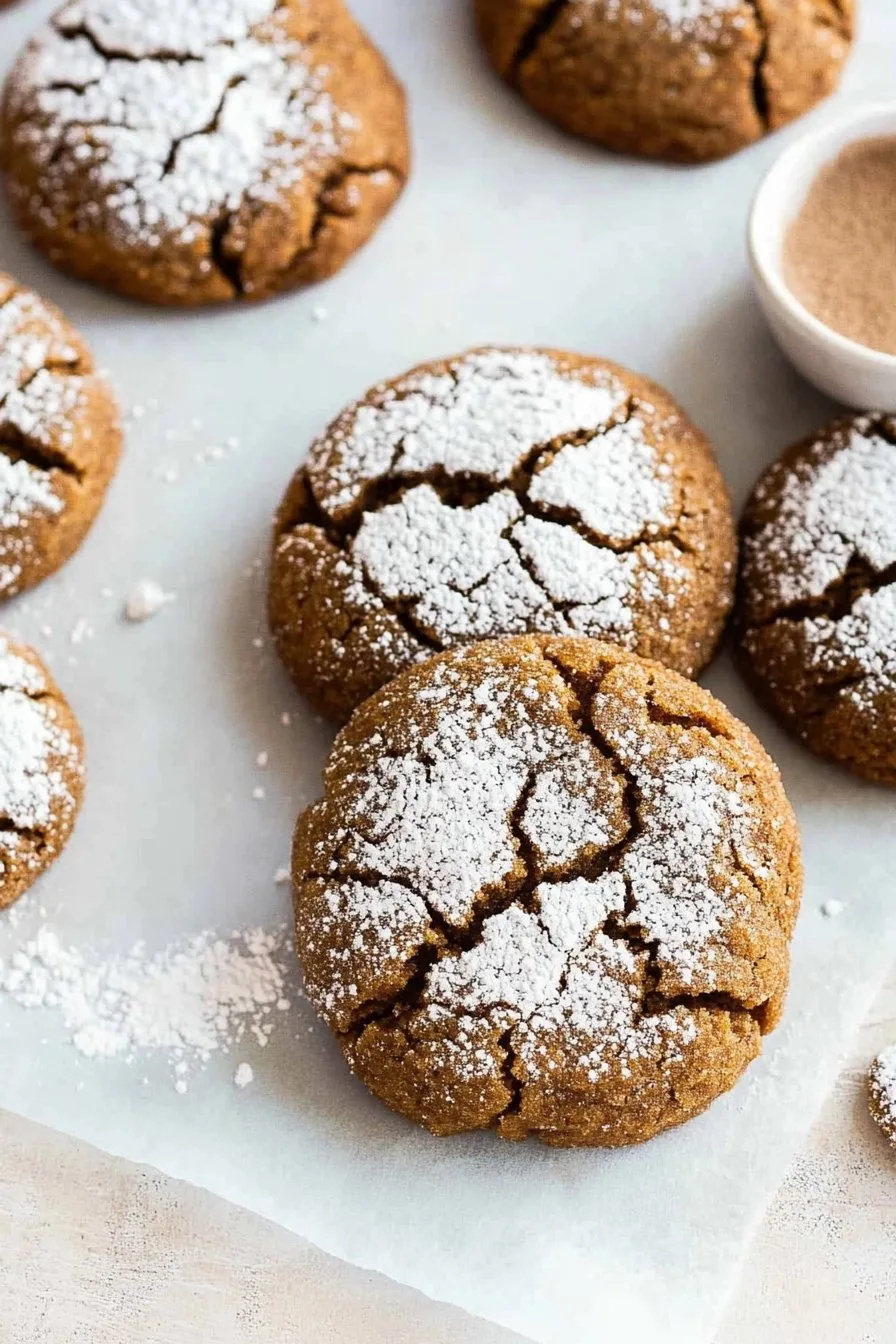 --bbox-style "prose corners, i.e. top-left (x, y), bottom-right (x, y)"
top-left (338, 659), bottom-right (601, 926)
top-left (55, 0), bottom-right (276, 57)
top-left (870, 1044), bottom-right (896, 1144)
top-left (296, 349), bottom-right (692, 657)
top-left (298, 645), bottom-right (775, 1087)
top-left (301, 878), bottom-right (432, 1027)
top-left (601, 0), bottom-right (744, 39)
top-left (529, 417), bottom-right (674, 543)
top-left (7, 0), bottom-right (350, 253)
top-left (754, 424), bottom-right (896, 607)
top-left (423, 881), bottom-right (695, 1084)
top-left (0, 286), bottom-right (81, 406)
top-left (0, 637), bottom-right (80, 891)
top-left (0, 458), bottom-right (65, 595)
top-left (2, 370), bottom-right (83, 451)
top-left (610, 739), bottom-right (754, 987)
top-left (312, 349), bottom-right (628, 519)
top-left (521, 754), bottom-right (616, 869)
top-left (0, 281), bottom-right (102, 595)
top-left (744, 419), bottom-right (896, 709)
